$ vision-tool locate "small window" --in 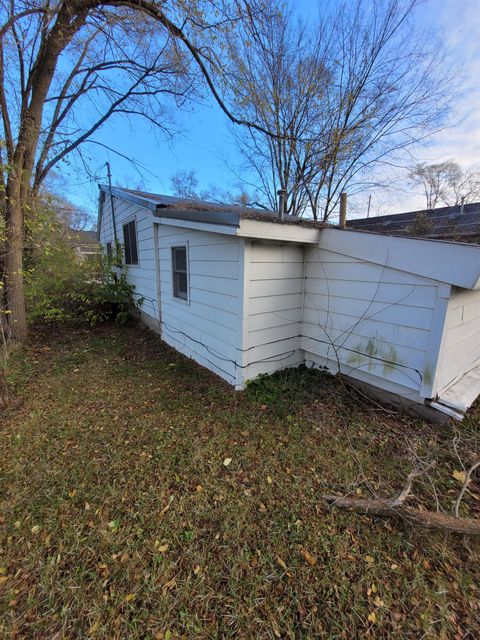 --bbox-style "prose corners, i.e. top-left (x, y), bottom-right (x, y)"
top-left (106, 242), bottom-right (112, 259)
top-left (172, 246), bottom-right (188, 300)
top-left (122, 220), bottom-right (138, 265)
